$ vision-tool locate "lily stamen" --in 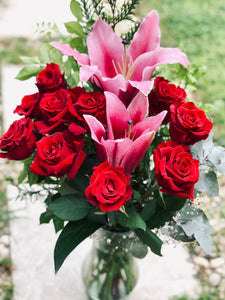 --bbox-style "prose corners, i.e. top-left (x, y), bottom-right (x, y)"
top-left (127, 120), bottom-right (133, 138)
